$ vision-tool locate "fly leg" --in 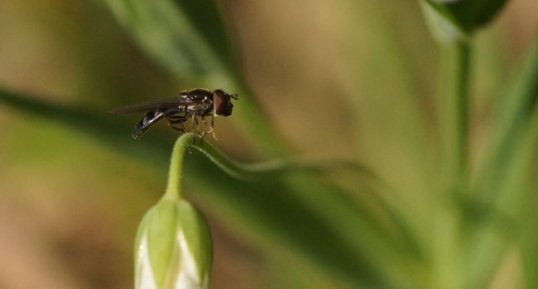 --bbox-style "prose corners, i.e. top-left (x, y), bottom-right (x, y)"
top-left (210, 116), bottom-right (216, 139)
top-left (165, 115), bottom-right (186, 133)
top-left (200, 116), bottom-right (217, 140)
top-left (167, 121), bottom-right (185, 133)
top-left (189, 114), bottom-right (203, 145)
top-left (166, 114), bottom-right (185, 122)
top-left (191, 114), bottom-right (200, 134)
top-left (194, 115), bottom-right (207, 145)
